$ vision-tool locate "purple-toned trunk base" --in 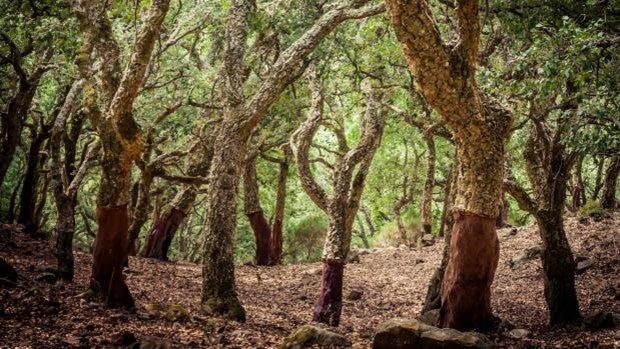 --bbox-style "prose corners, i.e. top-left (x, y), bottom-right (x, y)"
top-left (313, 261), bottom-right (344, 326)
top-left (91, 205), bottom-right (134, 308)
top-left (142, 208), bottom-right (186, 260)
